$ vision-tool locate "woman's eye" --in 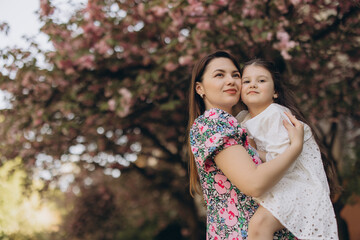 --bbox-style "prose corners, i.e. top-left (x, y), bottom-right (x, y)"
top-left (215, 73), bottom-right (223, 77)
top-left (233, 74), bottom-right (241, 78)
